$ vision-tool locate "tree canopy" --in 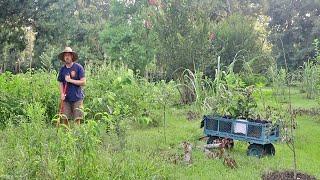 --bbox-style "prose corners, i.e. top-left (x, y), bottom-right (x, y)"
top-left (0, 0), bottom-right (319, 76)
